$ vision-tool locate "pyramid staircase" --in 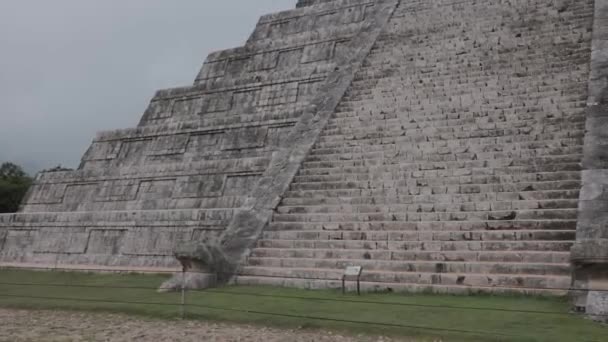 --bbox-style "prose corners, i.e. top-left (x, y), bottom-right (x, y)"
top-left (237, 0), bottom-right (595, 294)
